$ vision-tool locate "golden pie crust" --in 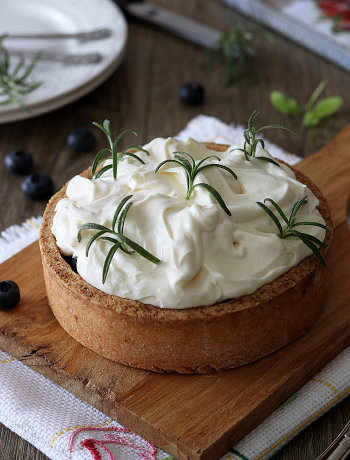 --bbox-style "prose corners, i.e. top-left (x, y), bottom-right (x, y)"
top-left (39, 143), bottom-right (333, 373)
